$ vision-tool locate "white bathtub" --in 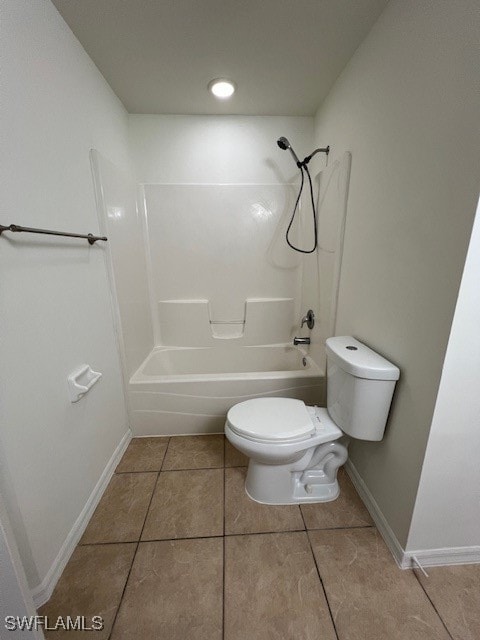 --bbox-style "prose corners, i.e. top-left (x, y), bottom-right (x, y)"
top-left (129, 345), bottom-right (325, 435)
